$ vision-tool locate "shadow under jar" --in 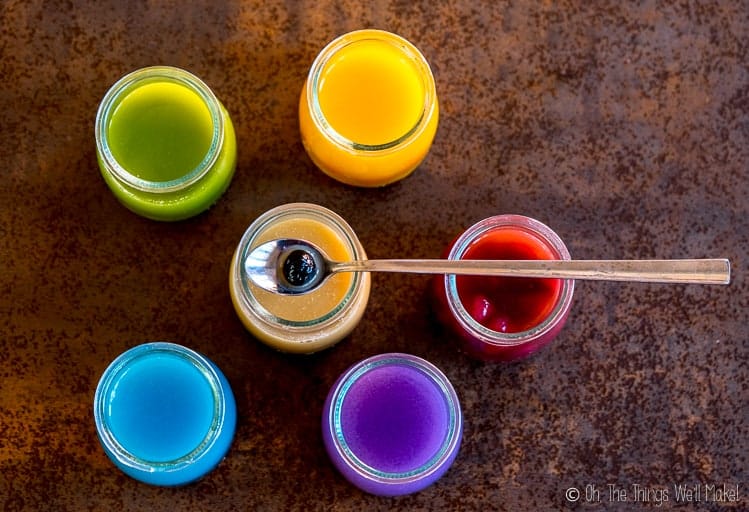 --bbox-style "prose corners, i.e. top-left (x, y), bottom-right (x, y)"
top-left (432, 214), bottom-right (575, 362)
